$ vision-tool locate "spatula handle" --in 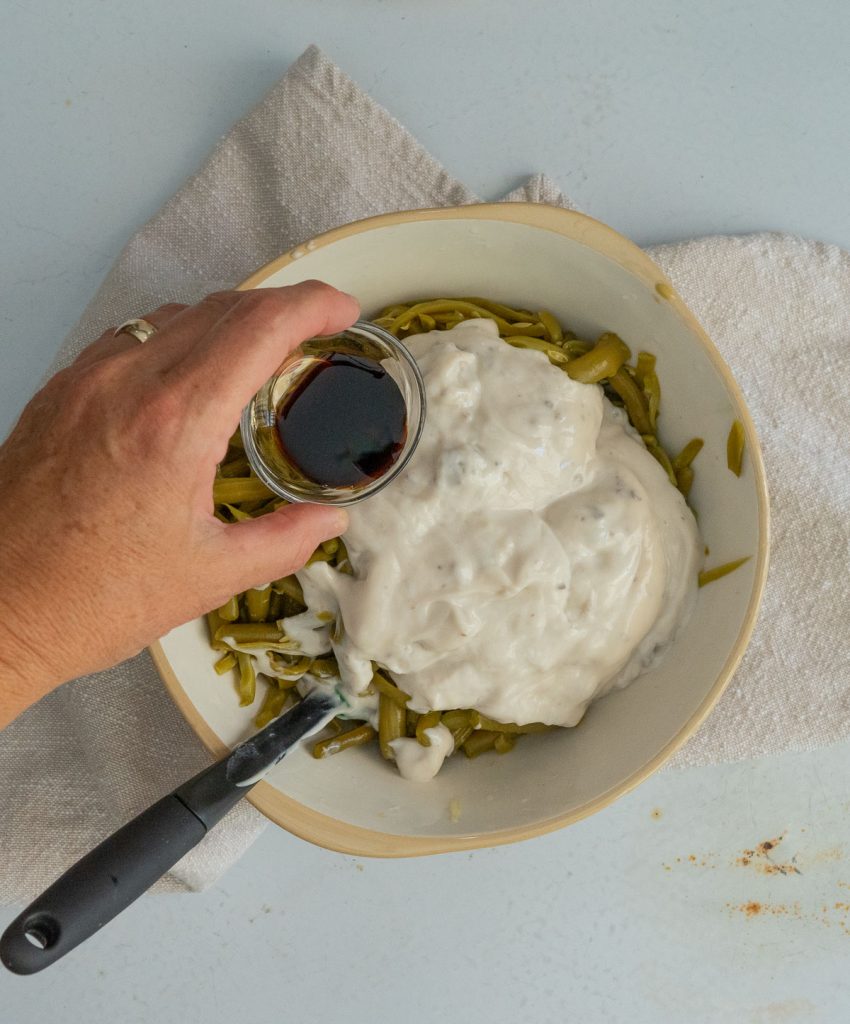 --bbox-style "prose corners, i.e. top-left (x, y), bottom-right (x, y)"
top-left (0, 793), bottom-right (206, 975)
